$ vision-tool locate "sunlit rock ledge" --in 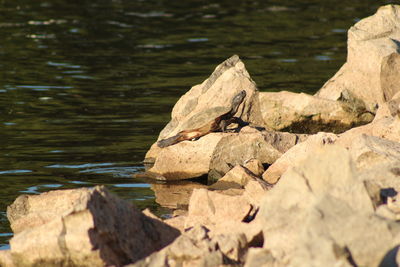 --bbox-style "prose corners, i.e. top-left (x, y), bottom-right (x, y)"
top-left (1, 5), bottom-right (400, 267)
